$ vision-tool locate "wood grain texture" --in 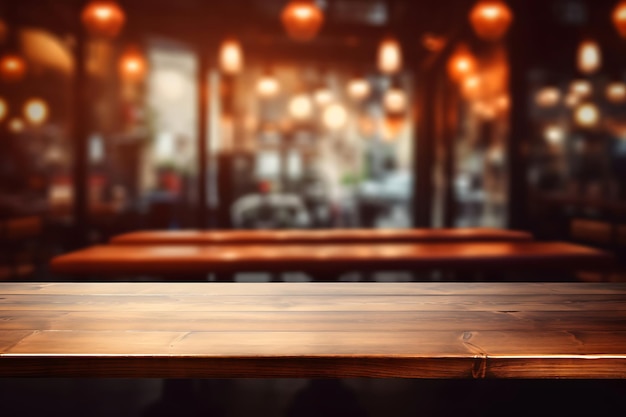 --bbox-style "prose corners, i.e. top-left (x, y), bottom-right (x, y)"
top-left (1, 282), bottom-right (626, 378)
top-left (48, 241), bottom-right (615, 277)
top-left (109, 228), bottom-right (534, 245)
